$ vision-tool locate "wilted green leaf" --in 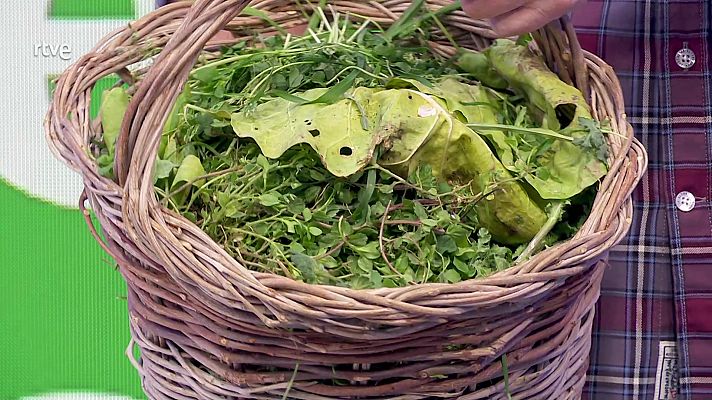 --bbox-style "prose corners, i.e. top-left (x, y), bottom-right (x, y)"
top-left (258, 193), bottom-right (281, 207)
top-left (99, 87), bottom-right (130, 155)
top-left (382, 82), bottom-right (547, 244)
top-left (173, 155), bottom-right (206, 187)
top-left (231, 86), bottom-right (440, 176)
top-left (485, 39), bottom-right (608, 199)
top-left (154, 159), bottom-right (175, 181)
top-left (443, 269), bottom-right (461, 283)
